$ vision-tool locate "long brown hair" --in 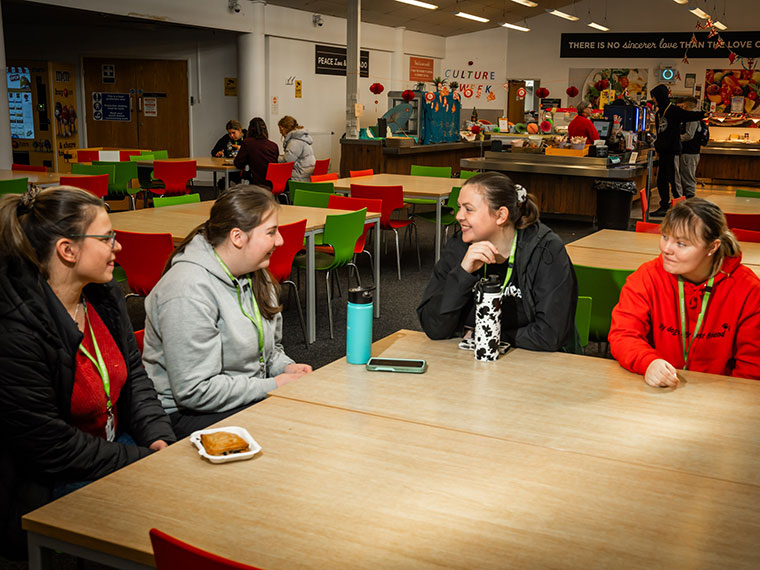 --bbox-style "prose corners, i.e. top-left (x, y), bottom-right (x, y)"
top-left (277, 115), bottom-right (301, 135)
top-left (247, 117), bottom-right (269, 140)
top-left (167, 185), bottom-right (282, 319)
top-left (0, 186), bottom-right (103, 278)
top-left (463, 172), bottom-right (540, 229)
top-left (661, 197), bottom-right (741, 278)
